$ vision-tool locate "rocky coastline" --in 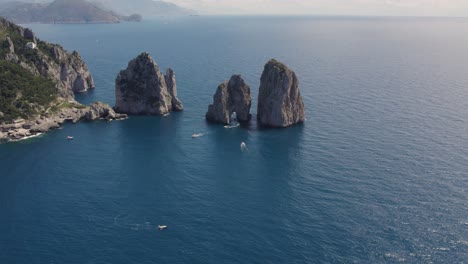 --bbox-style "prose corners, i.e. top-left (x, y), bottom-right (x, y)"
top-left (0, 102), bottom-right (127, 143)
top-left (0, 18), bottom-right (307, 144)
top-left (0, 17), bottom-right (127, 143)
